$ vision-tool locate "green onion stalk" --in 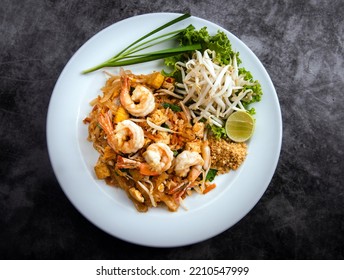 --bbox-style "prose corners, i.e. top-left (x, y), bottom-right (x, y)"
top-left (82, 13), bottom-right (200, 74)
